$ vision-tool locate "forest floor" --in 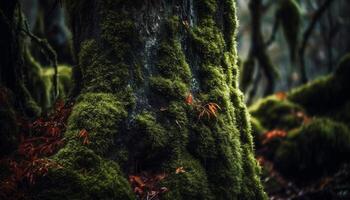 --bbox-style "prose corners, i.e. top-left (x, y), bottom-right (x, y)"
top-left (257, 151), bottom-right (350, 200)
